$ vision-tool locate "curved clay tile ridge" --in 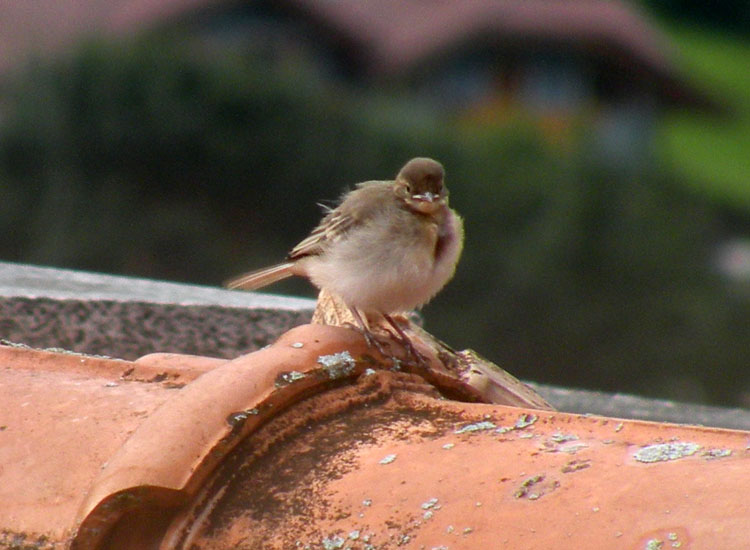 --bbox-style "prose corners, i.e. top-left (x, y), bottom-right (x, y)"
top-left (178, 388), bottom-right (750, 549)
top-left (69, 291), bottom-right (552, 548)
top-left (2, 280), bottom-right (749, 548)
top-left (0, 272), bottom-right (750, 550)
